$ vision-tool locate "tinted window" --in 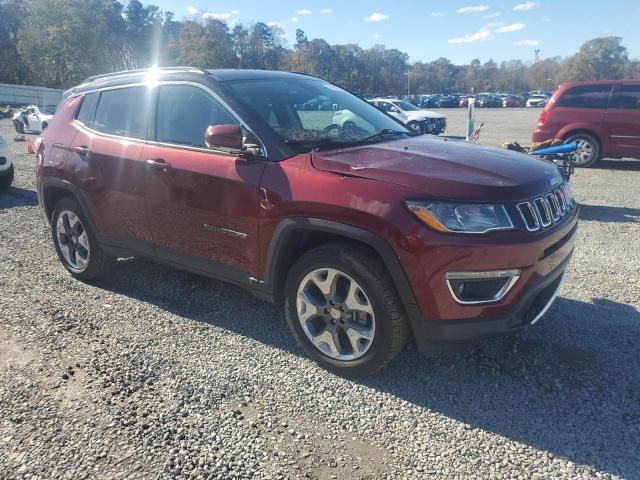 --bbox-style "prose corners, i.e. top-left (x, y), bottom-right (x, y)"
top-left (75, 93), bottom-right (98, 125)
top-left (556, 84), bottom-right (612, 109)
top-left (610, 84), bottom-right (640, 109)
top-left (93, 87), bottom-right (151, 139)
top-left (156, 84), bottom-right (237, 148)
